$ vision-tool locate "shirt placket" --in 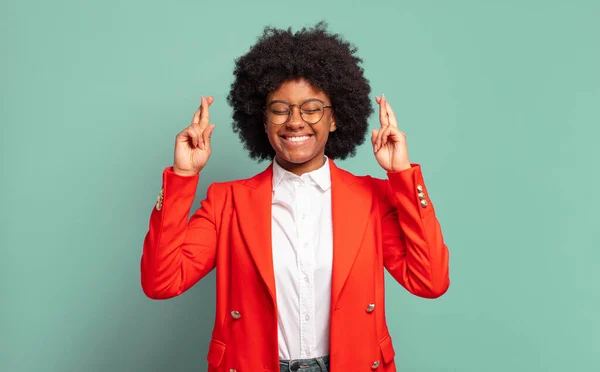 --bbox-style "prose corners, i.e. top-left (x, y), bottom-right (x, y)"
top-left (295, 178), bottom-right (315, 358)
